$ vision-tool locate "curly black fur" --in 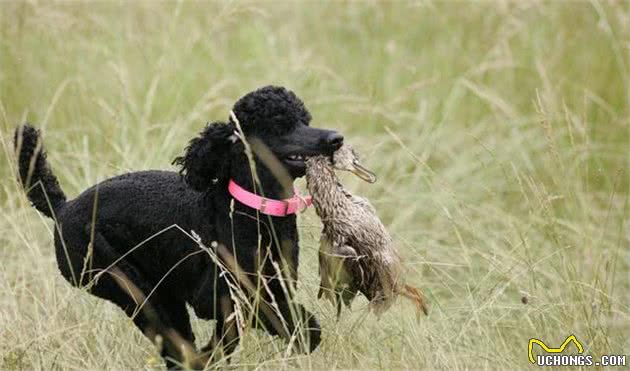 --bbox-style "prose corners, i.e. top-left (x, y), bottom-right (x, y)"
top-left (14, 85), bottom-right (342, 369)
top-left (172, 121), bottom-right (235, 191)
top-left (232, 85), bottom-right (312, 136)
